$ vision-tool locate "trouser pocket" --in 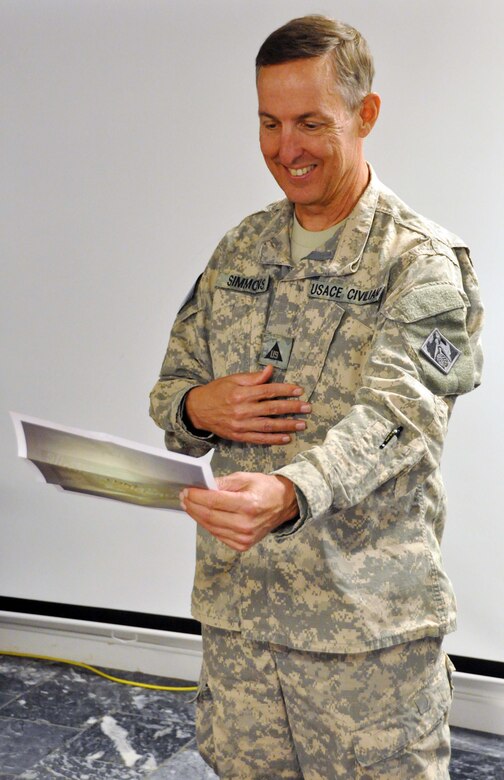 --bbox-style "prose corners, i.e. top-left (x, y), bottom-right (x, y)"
top-left (195, 660), bottom-right (218, 772)
top-left (353, 652), bottom-right (453, 778)
top-left (445, 653), bottom-right (455, 695)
